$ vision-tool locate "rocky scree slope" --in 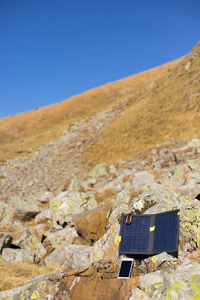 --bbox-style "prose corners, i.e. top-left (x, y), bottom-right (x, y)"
top-left (0, 119), bottom-right (200, 298)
